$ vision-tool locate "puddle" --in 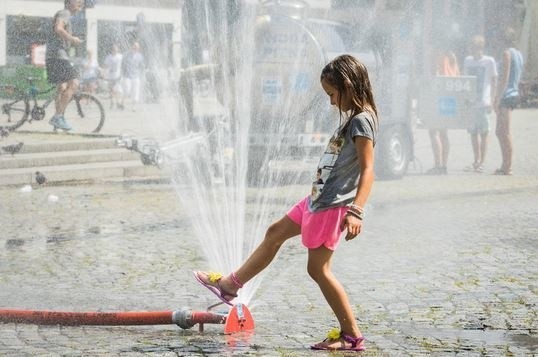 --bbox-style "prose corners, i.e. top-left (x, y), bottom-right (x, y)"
top-left (510, 334), bottom-right (538, 351)
top-left (46, 233), bottom-right (71, 243)
top-left (5, 239), bottom-right (25, 248)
